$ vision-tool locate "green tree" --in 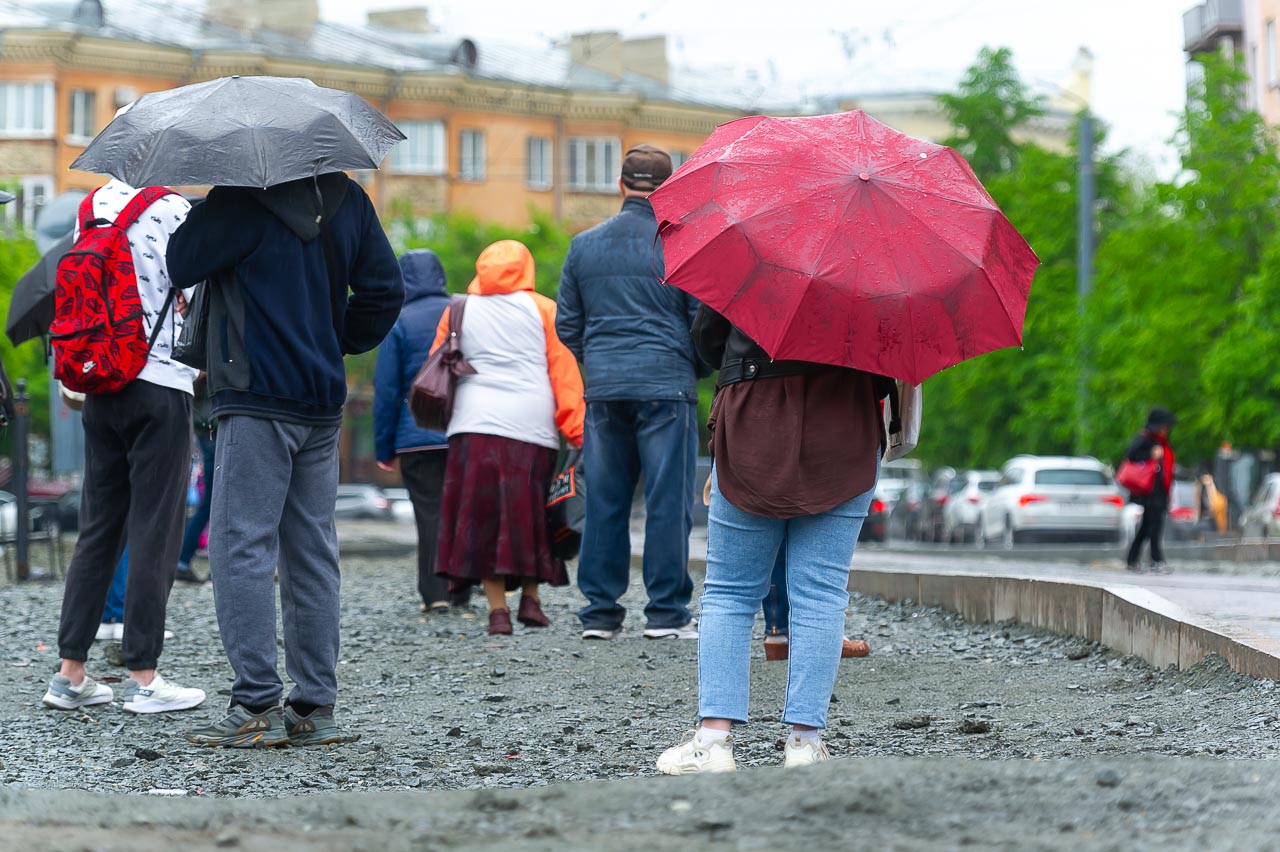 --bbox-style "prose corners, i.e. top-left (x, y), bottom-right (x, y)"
top-left (1087, 52), bottom-right (1280, 461)
top-left (938, 46), bottom-right (1046, 180)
